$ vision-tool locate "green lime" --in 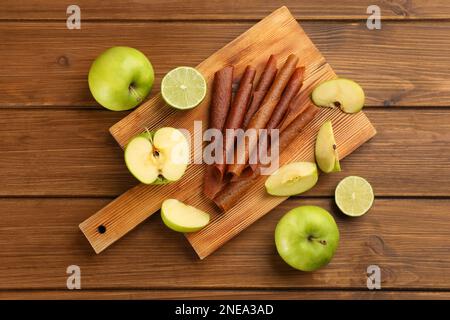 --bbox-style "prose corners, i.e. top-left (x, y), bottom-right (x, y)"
top-left (335, 176), bottom-right (374, 217)
top-left (161, 66), bottom-right (207, 110)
